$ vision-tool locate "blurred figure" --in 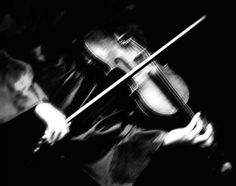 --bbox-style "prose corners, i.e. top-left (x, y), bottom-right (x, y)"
top-left (0, 1), bottom-right (233, 186)
top-left (0, 50), bottom-right (69, 185)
